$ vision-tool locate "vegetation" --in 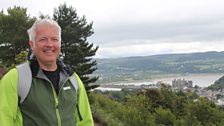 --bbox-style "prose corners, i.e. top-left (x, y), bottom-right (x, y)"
top-left (0, 7), bottom-right (35, 67)
top-left (90, 86), bottom-right (224, 126)
top-left (0, 51), bottom-right (28, 79)
top-left (208, 75), bottom-right (224, 90)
